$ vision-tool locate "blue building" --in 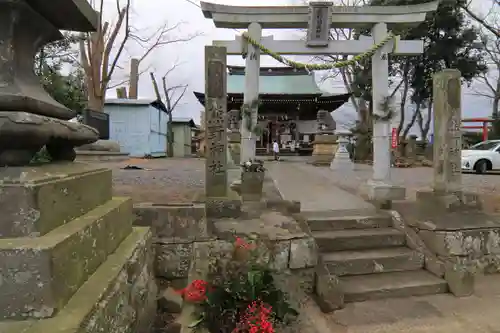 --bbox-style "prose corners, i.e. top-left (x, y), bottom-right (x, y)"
top-left (104, 99), bottom-right (168, 157)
